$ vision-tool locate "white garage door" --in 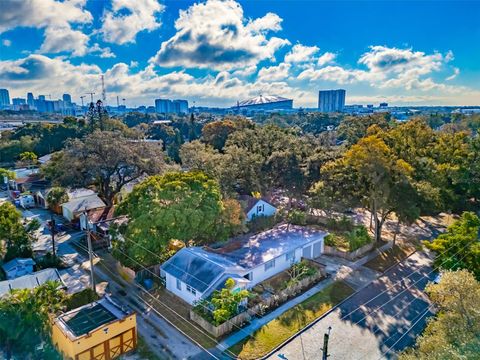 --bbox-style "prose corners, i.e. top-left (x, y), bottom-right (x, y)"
top-left (302, 245), bottom-right (311, 259)
top-left (313, 241), bottom-right (322, 258)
